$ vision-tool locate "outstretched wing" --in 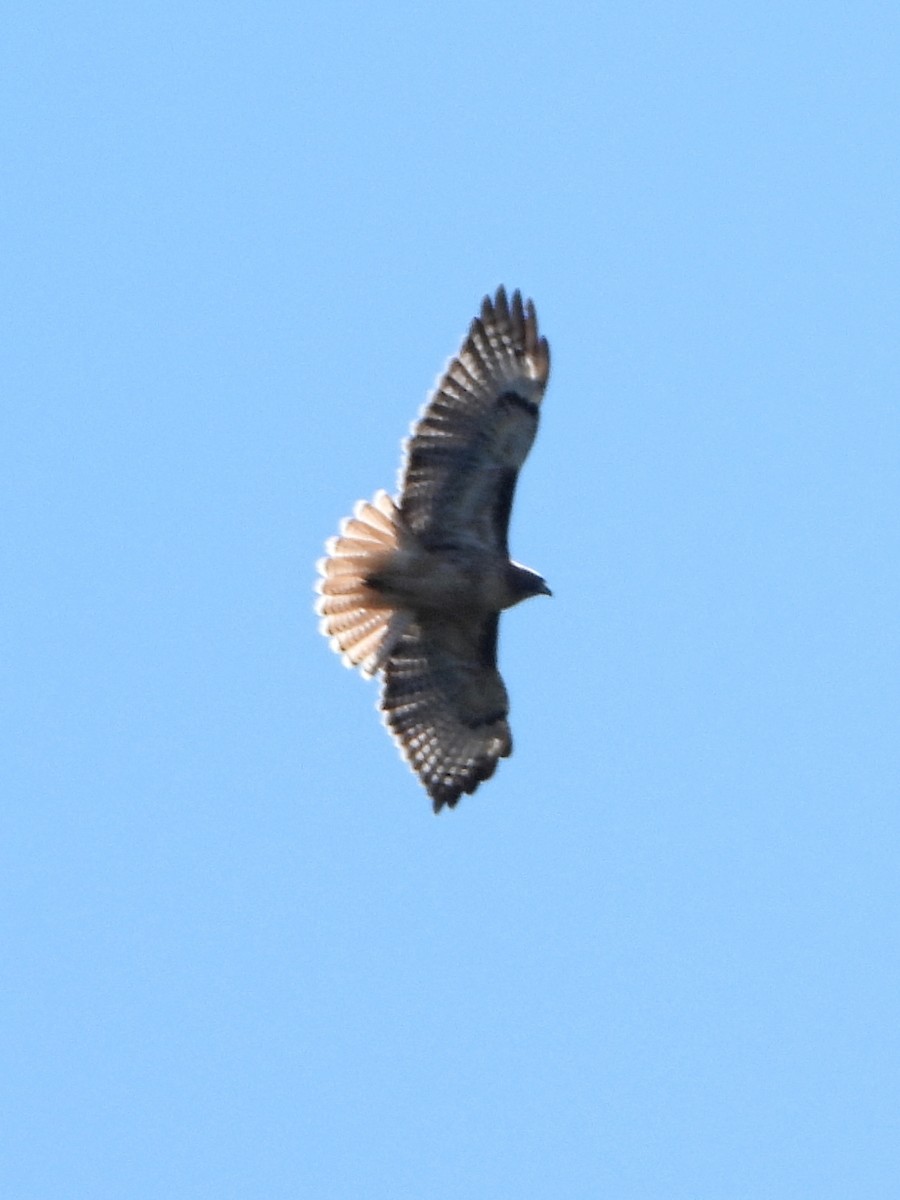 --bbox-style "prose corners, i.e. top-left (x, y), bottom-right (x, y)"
top-left (399, 286), bottom-right (550, 555)
top-left (380, 614), bottom-right (511, 812)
